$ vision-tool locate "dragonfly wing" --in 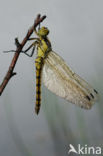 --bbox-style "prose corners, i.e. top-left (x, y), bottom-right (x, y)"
top-left (42, 51), bottom-right (98, 109)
